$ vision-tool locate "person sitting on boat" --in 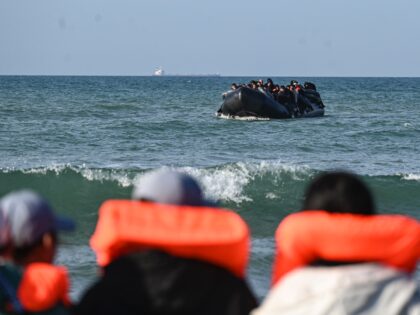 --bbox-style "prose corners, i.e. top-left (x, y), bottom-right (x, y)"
top-left (275, 86), bottom-right (296, 114)
top-left (303, 81), bottom-right (317, 91)
top-left (252, 171), bottom-right (420, 315)
top-left (279, 85), bottom-right (286, 94)
top-left (289, 80), bottom-right (303, 92)
top-left (264, 78), bottom-right (274, 94)
top-left (287, 81), bottom-right (296, 94)
top-left (255, 80), bottom-right (266, 94)
top-left (271, 84), bottom-right (280, 97)
top-left (287, 80), bottom-right (304, 109)
top-left (222, 83), bottom-right (239, 99)
top-left (276, 85), bottom-right (287, 101)
top-left (76, 170), bottom-right (258, 315)
top-left (248, 80), bottom-right (258, 90)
